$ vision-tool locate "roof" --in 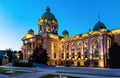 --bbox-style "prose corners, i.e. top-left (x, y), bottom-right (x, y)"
top-left (93, 21), bottom-right (107, 31)
top-left (41, 7), bottom-right (57, 22)
top-left (22, 33), bottom-right (34, 40)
